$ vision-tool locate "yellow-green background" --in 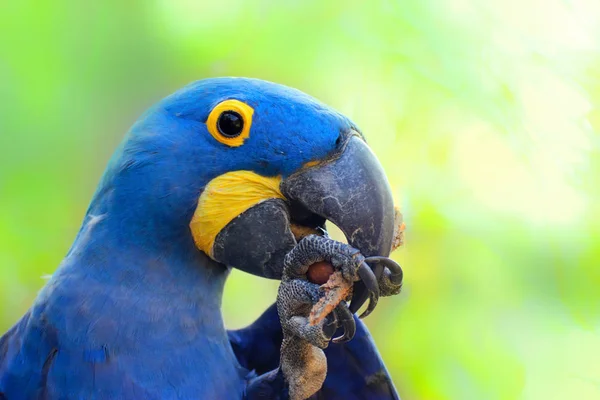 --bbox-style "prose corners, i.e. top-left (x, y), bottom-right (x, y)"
top-left (1, 1), bottom-right (599, 399)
